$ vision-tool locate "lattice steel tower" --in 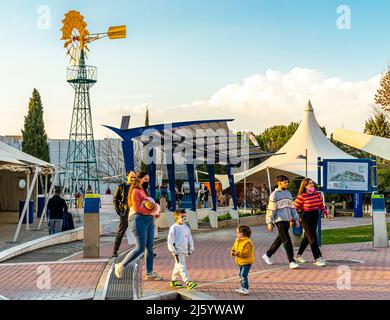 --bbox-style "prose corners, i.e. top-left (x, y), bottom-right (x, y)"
top-left (65, 50), bottom-right (100, 195)
top-left (60, 10), bottom-right (126, 198)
